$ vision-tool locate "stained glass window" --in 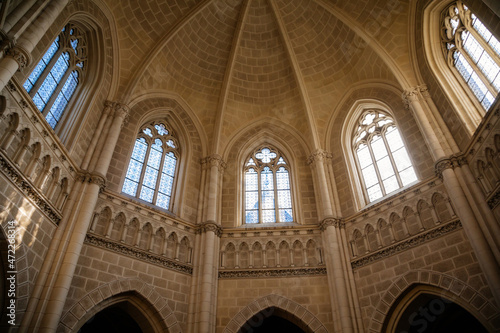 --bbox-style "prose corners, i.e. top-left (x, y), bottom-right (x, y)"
top-left (122, 122), bottom-right (179, 211)
top-left (353, 110), bottom-right (417, 203)
top-left (244, 147), bottom-right (293, 224)
top-left (442, 1), bottom-right (499, 110)
top-left (23, 23), bottom-right (87, 129)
